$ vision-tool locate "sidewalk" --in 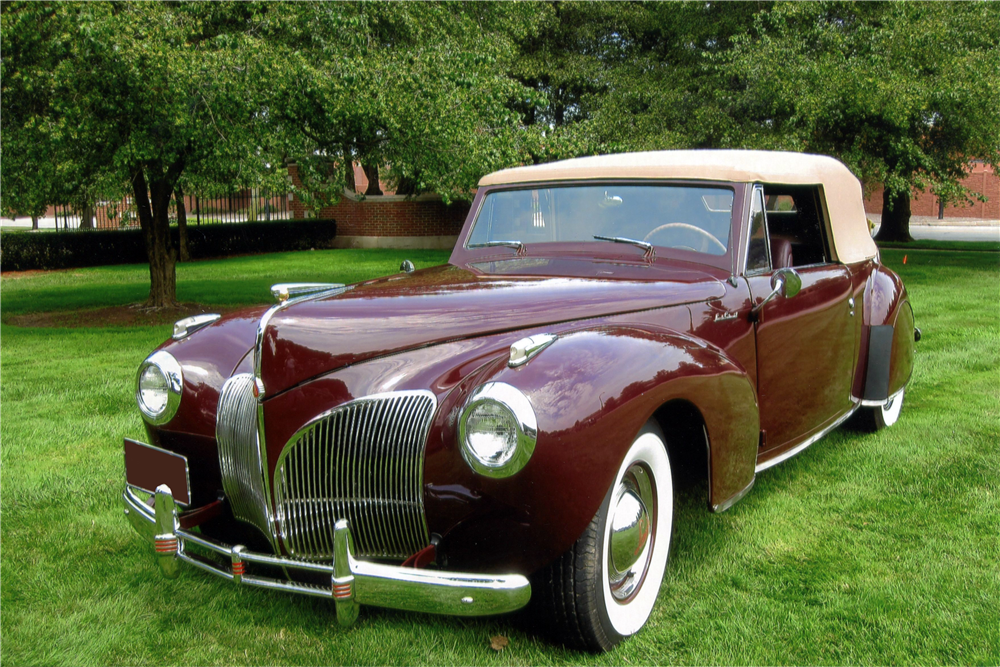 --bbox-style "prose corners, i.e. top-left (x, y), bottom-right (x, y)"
top-left (867, 213), bottom-right (999, 227)
top-left (2, 214), bottom-right (89, 230)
